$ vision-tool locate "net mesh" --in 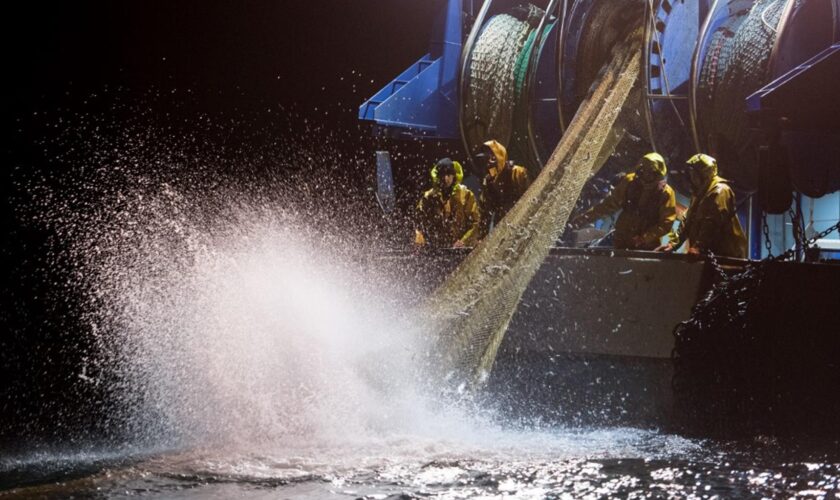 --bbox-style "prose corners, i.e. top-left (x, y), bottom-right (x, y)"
top-left (427, 41), bottom-right (643, 385)
top-left (697, 0), bottom-right (795, 186)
